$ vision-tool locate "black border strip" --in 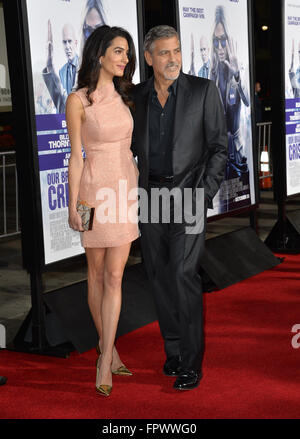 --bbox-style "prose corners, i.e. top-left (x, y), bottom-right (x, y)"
top-left (4, 0), bottom-right (45, 271)
top-left (137, 0), bottom-right (146, 82)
